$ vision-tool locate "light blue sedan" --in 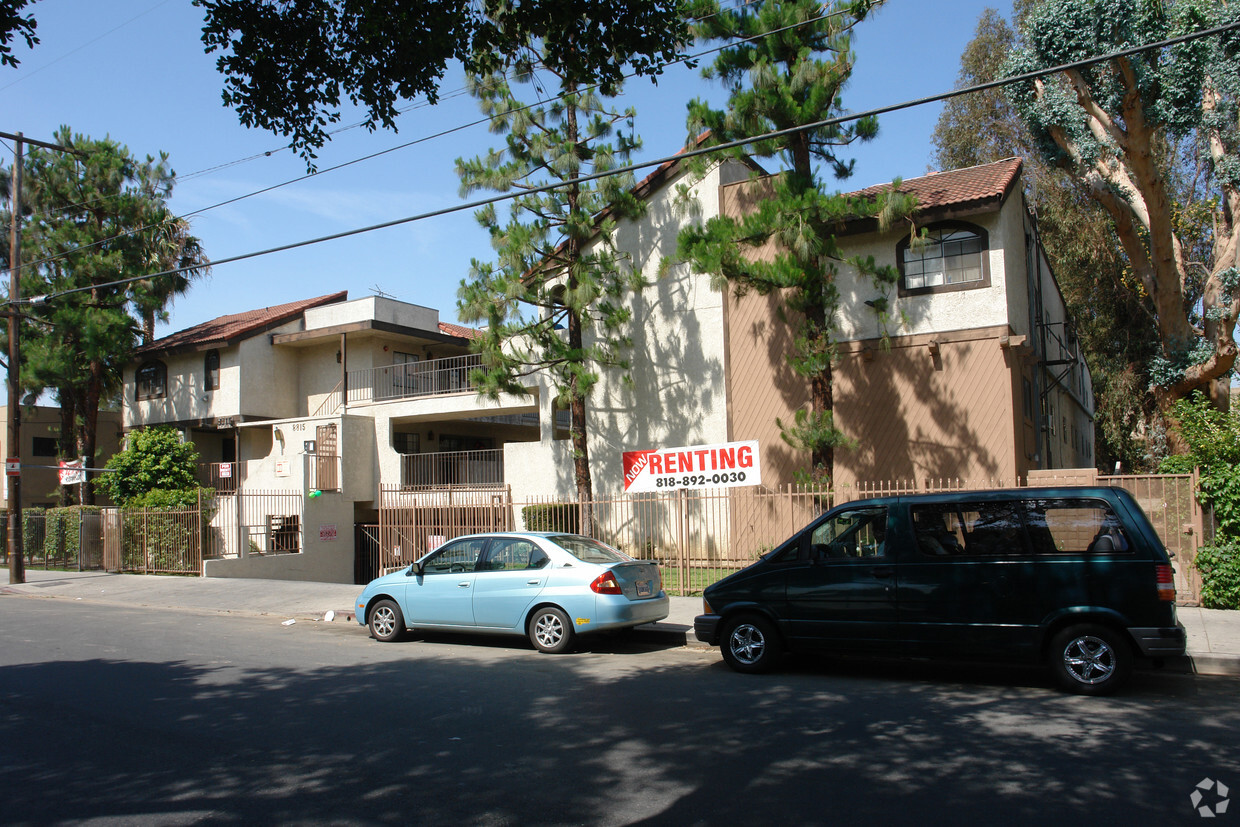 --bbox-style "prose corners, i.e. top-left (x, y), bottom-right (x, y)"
top-left (355, 533), bottom-right (669, 653)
